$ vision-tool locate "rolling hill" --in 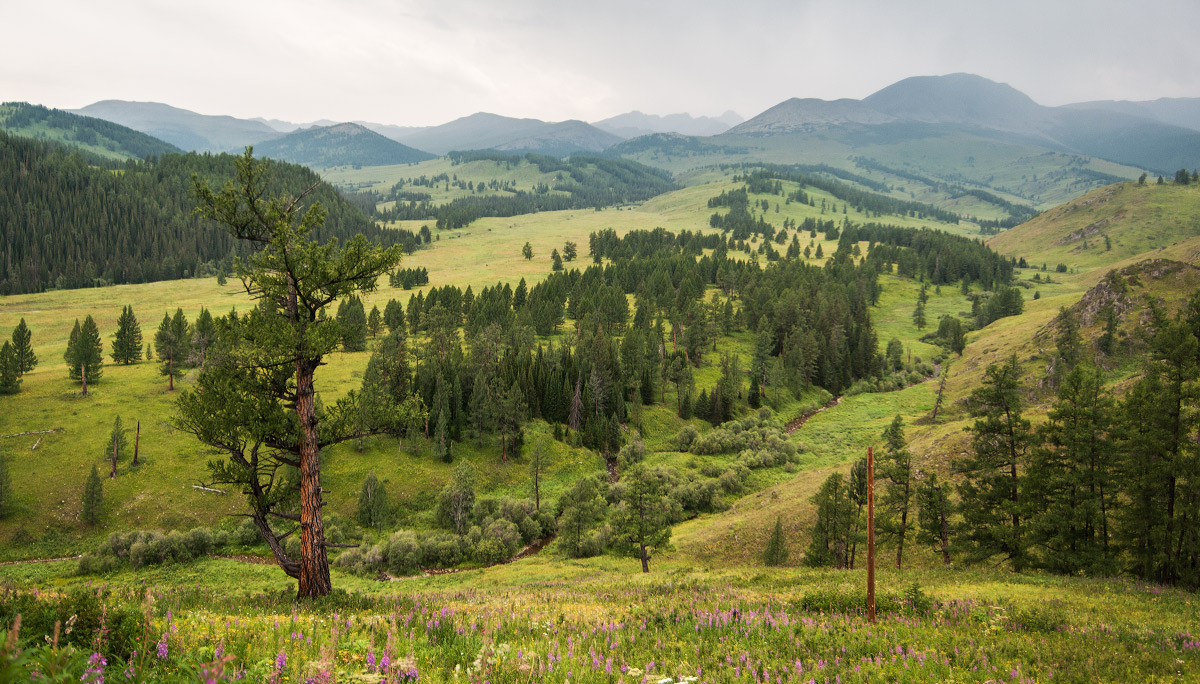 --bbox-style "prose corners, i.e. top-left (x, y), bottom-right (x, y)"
top-left (72, 100), bottom-right (280, 153)
top-left (251, 122), bottom-right (435, 168)
top-left (0, 102), bottom-right (180, 160)
top-left (592, 110), bottom-right (742, 138)
top-left (393, 112), bottom-right (620, 156)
